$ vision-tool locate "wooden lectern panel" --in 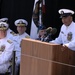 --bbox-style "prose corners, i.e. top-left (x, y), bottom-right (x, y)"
top-left (20, 38), bottom-right (75, 75)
